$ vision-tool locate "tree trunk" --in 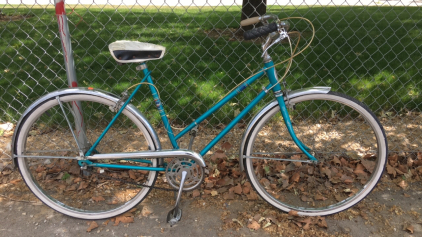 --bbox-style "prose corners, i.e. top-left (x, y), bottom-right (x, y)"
top-left (240, 0), bottom-right (267, 31)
